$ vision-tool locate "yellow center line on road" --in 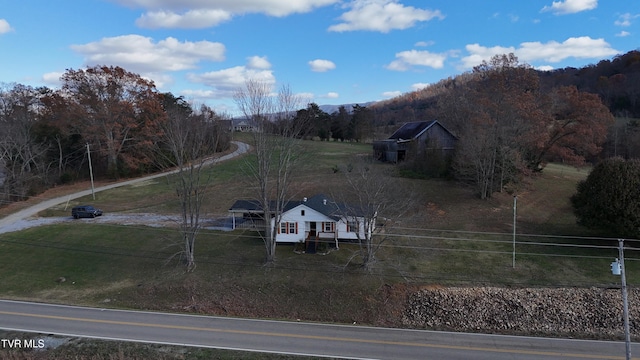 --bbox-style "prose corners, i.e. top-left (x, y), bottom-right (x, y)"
top-left (0, 310), bottom-right (623, 359)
